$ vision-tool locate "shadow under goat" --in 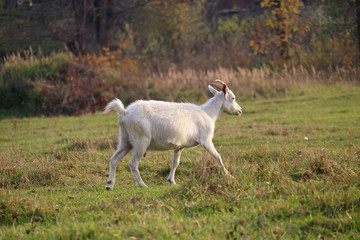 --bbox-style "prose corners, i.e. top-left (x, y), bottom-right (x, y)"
top-left (103, 80), bottom-right (243, 189)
